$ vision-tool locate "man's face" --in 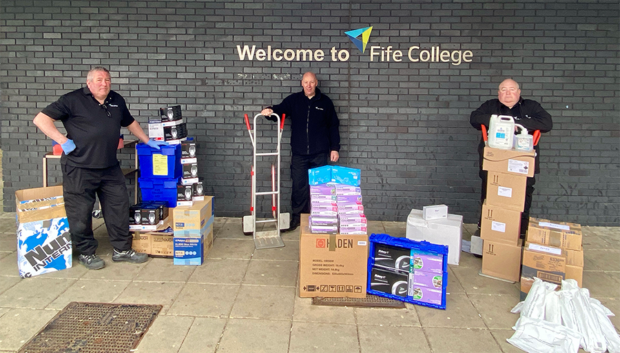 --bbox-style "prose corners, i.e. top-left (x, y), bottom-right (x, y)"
top-left (87, 70), bottom-right (111, 102)
top-left (301, 74), bottom-right (318, 97)
top-left (498, 80), bottom-right (521, 108)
